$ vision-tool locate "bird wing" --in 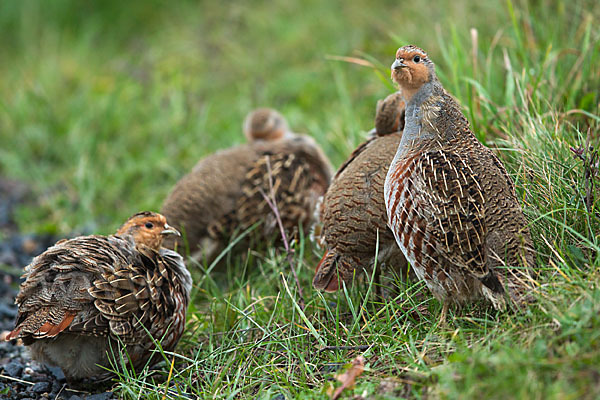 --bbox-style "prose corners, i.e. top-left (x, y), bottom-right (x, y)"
top-left (310, 138), bottom-right (375, 246)
top-left (86, 242), bottom-right (186, 345)
top-left (8, 236), bottom-right (125, 341)
top-left (239, 151), bottom-right (311, 234)
top-left (235, 141), bottom-right (327, 238)
top-left (333, 137), bottom-right (377, 180)
top-left (406, 148), bottom-right (500, 289)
